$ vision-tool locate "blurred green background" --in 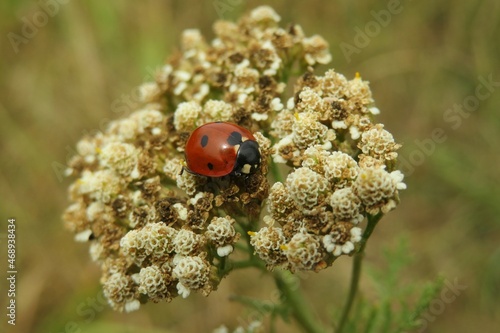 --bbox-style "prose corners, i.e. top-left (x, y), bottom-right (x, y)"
top-left (1, 0), bottom-right (499, 332)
